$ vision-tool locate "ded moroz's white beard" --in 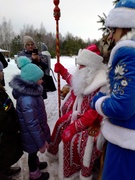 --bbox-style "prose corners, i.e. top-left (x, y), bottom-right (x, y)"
top-left (71, 66), bottom-right (97, 96)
